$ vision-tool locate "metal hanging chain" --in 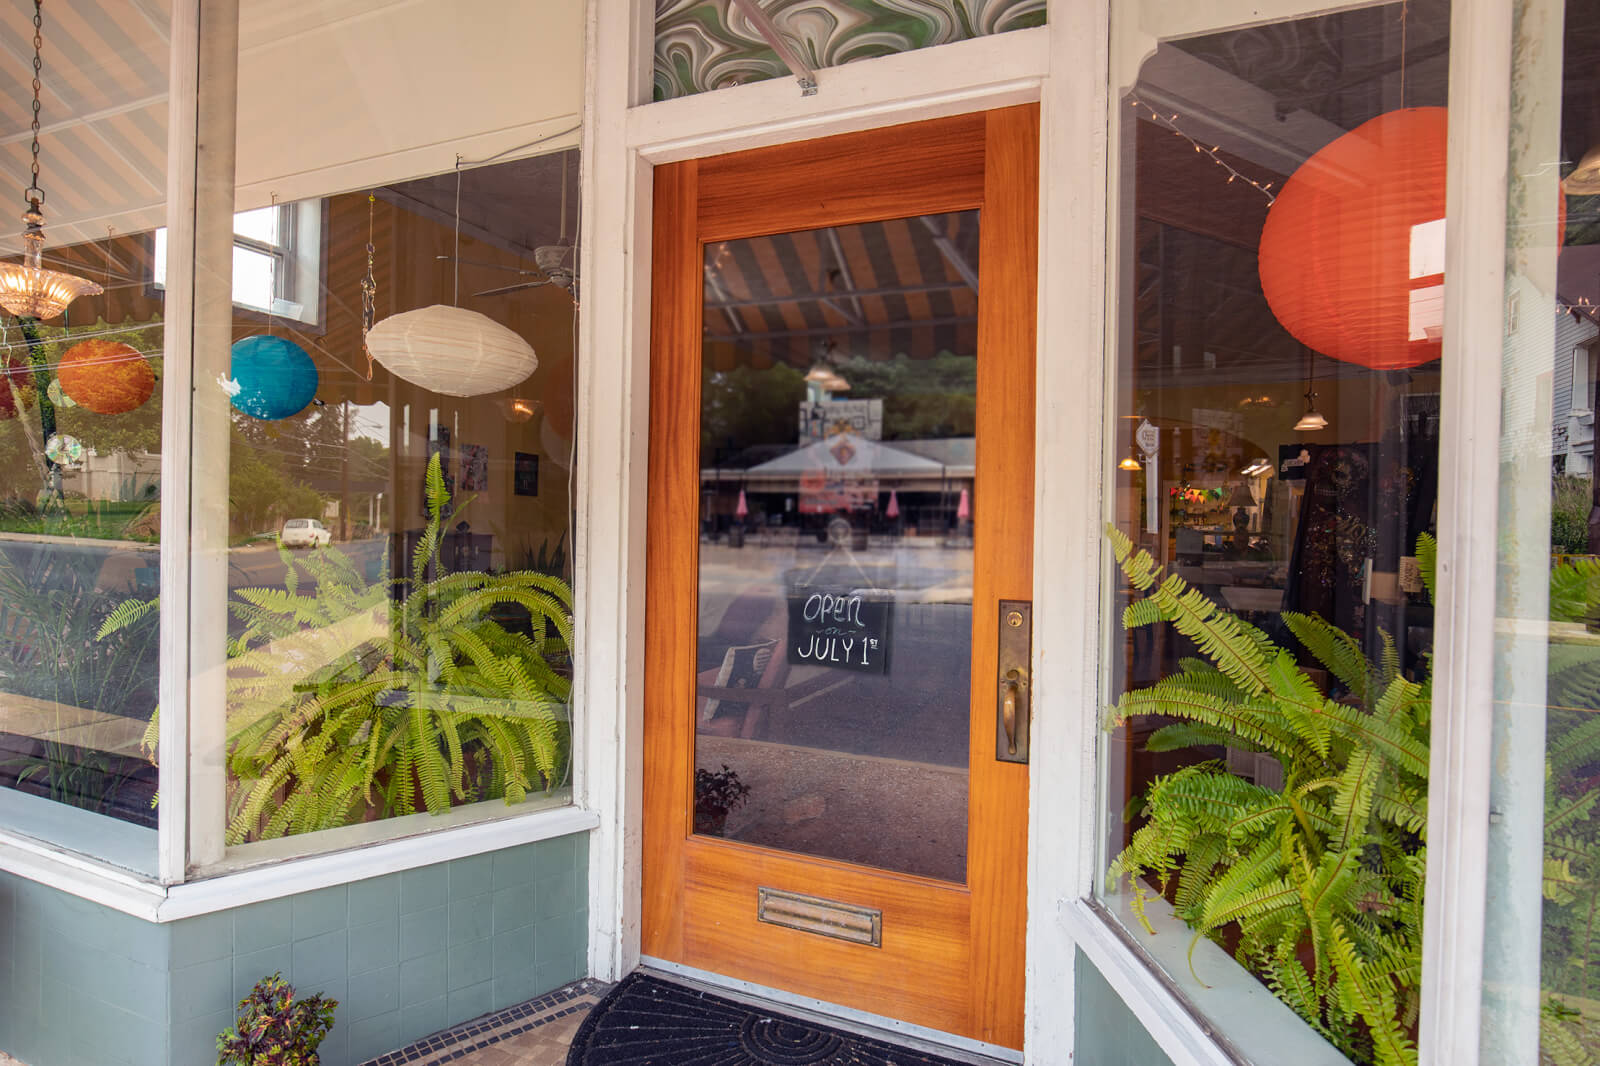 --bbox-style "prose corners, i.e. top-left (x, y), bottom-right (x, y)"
top-left (453, 157), bottom-right (462, 305)
top-left (25, 0), bottom-right (44, 210)
top-left (558, 153), bottom-right (568, 245)
top-left (360, 193), bottom-right (376, 379)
